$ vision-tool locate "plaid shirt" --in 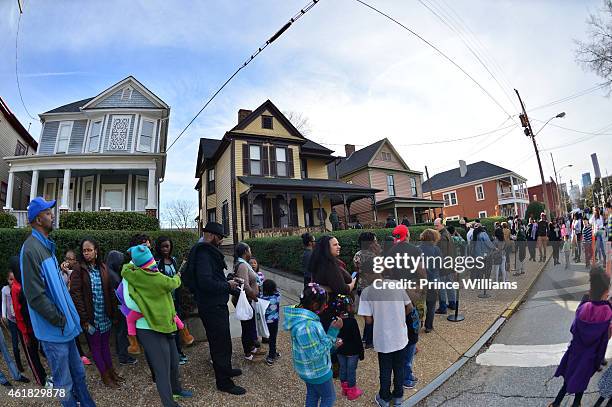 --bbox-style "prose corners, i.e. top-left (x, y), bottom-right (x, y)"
top-left (89, 267), bottom-right (111, 333)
